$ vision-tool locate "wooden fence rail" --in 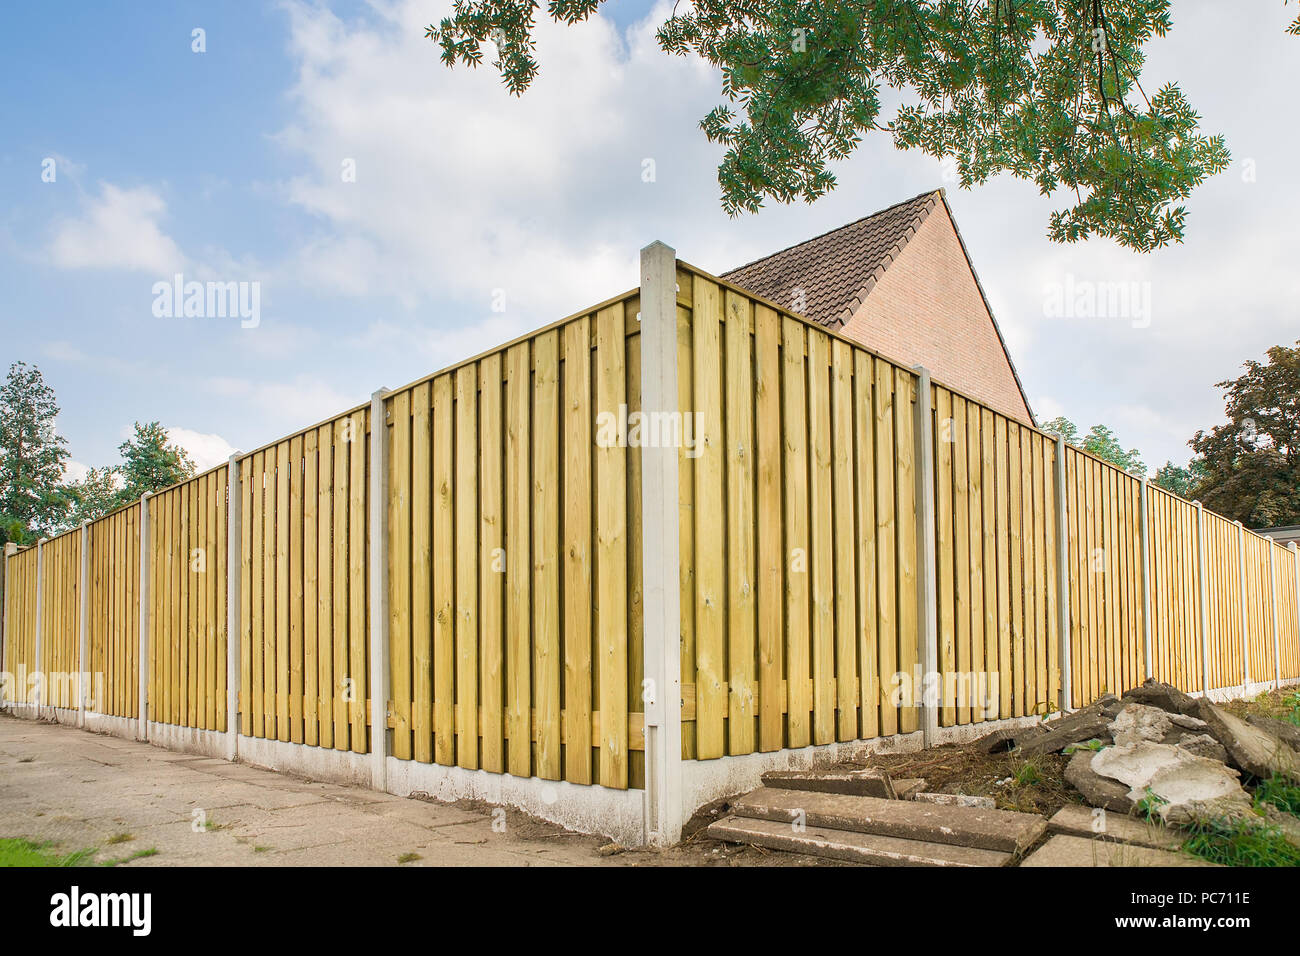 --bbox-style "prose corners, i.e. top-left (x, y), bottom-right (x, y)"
top-left (2, 250), bottom-right (1299, 844)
